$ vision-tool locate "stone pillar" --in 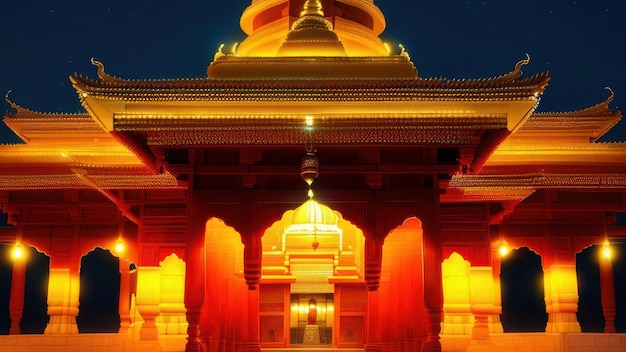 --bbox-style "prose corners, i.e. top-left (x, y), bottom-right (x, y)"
top-left (8, 257), bottom-right (25, 334)
top-left (247, 288), bottom-right (261, 352)
top-left (44, 268), bottom-right (80, 334)
top-left (467, 267), bottom-right (496, 352)
top-left (422, 220), bottom-right (443, 352)
top-left (599, 250), bottom-right (616, 333)
top-left (185, 216), bottom-right (205, 352)
top-left (441, 253), bottom-right (471, 336)
top-left (118, 259), bottom-right (131, 335)
top-left (244, 233), bottom-right (262, 352)
top-left (489, 246), bottom-right (504, 334)
top-left (365, 289), bottom-right (382, 352)
top-left (364, 236), bottom-right (382, 352)
top-left (544, 264), bottom-right (581, 333)
top-left (136, 266), bottom-right (161, 340)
